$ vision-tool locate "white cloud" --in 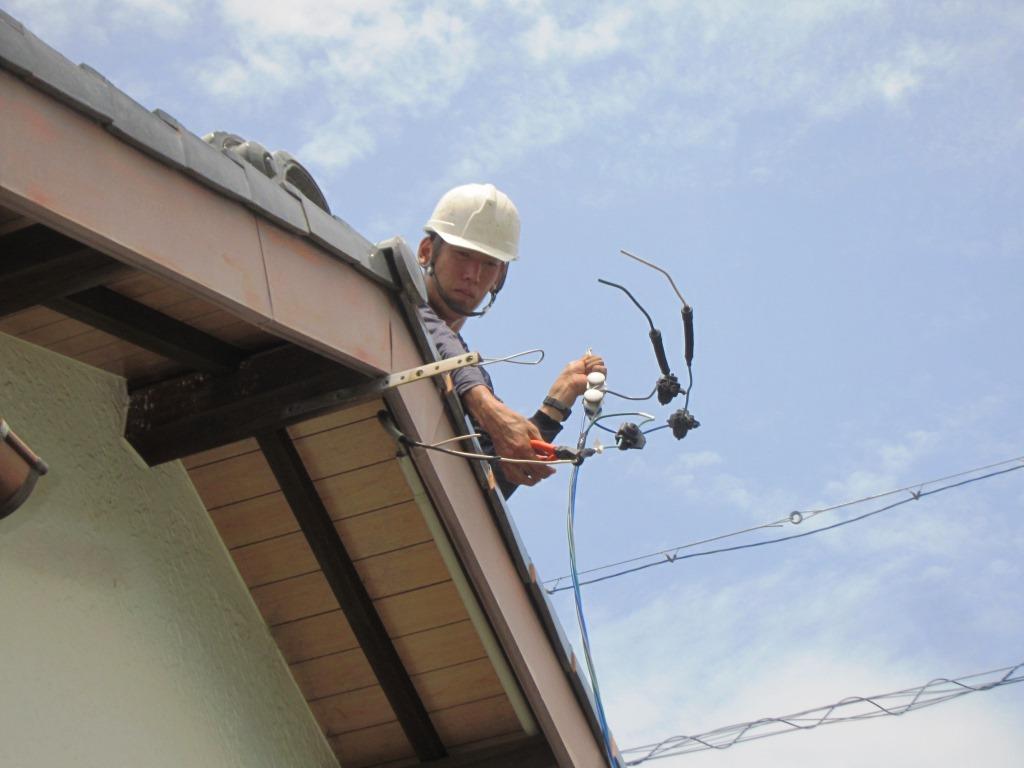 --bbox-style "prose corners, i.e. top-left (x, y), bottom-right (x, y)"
top-left (191, 0), bottom-right (478, 168)
top-left (8, 0), bottom-right (1021, 175)
top-left (822, 429), bottom-right (938, 501)
top-left (590, 565), bottom-right (1024, 766)
top-left (520, 6), bottom-right (633, 63)
top-left (6, 0), bottom-right (196, 41)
